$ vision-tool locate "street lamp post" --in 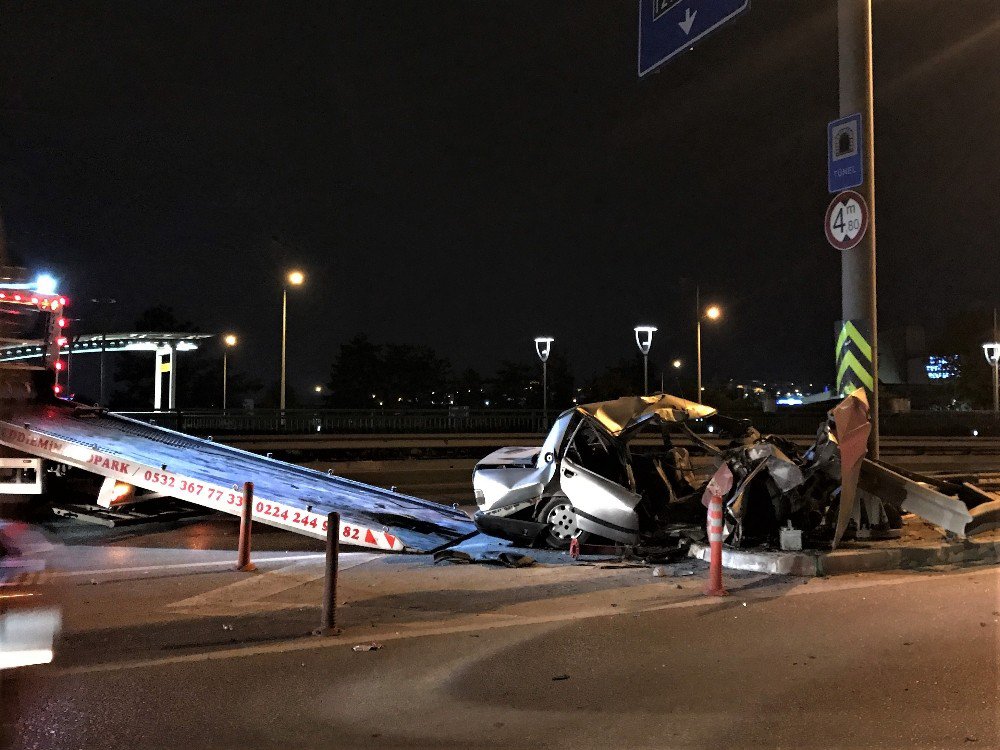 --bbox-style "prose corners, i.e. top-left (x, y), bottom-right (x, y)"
top-left (88, 298), bottom-right (117, 406)
top-left (661, 359), bottom-right (682, 393)
top-left (984, 343), bottom-right (1000, 417)
top-left (987, 308), bottom-right (1000, 417)
top-left (222, 334), bottom-right (237, 410)
top-left (534, 337), bottom-right (554, 428)
top-left (695, 287), bottom-right (722, 405)
top-left (280, 270), bottom-right (305, 411)
top-left (634, 326), bottom-right (656, 395)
